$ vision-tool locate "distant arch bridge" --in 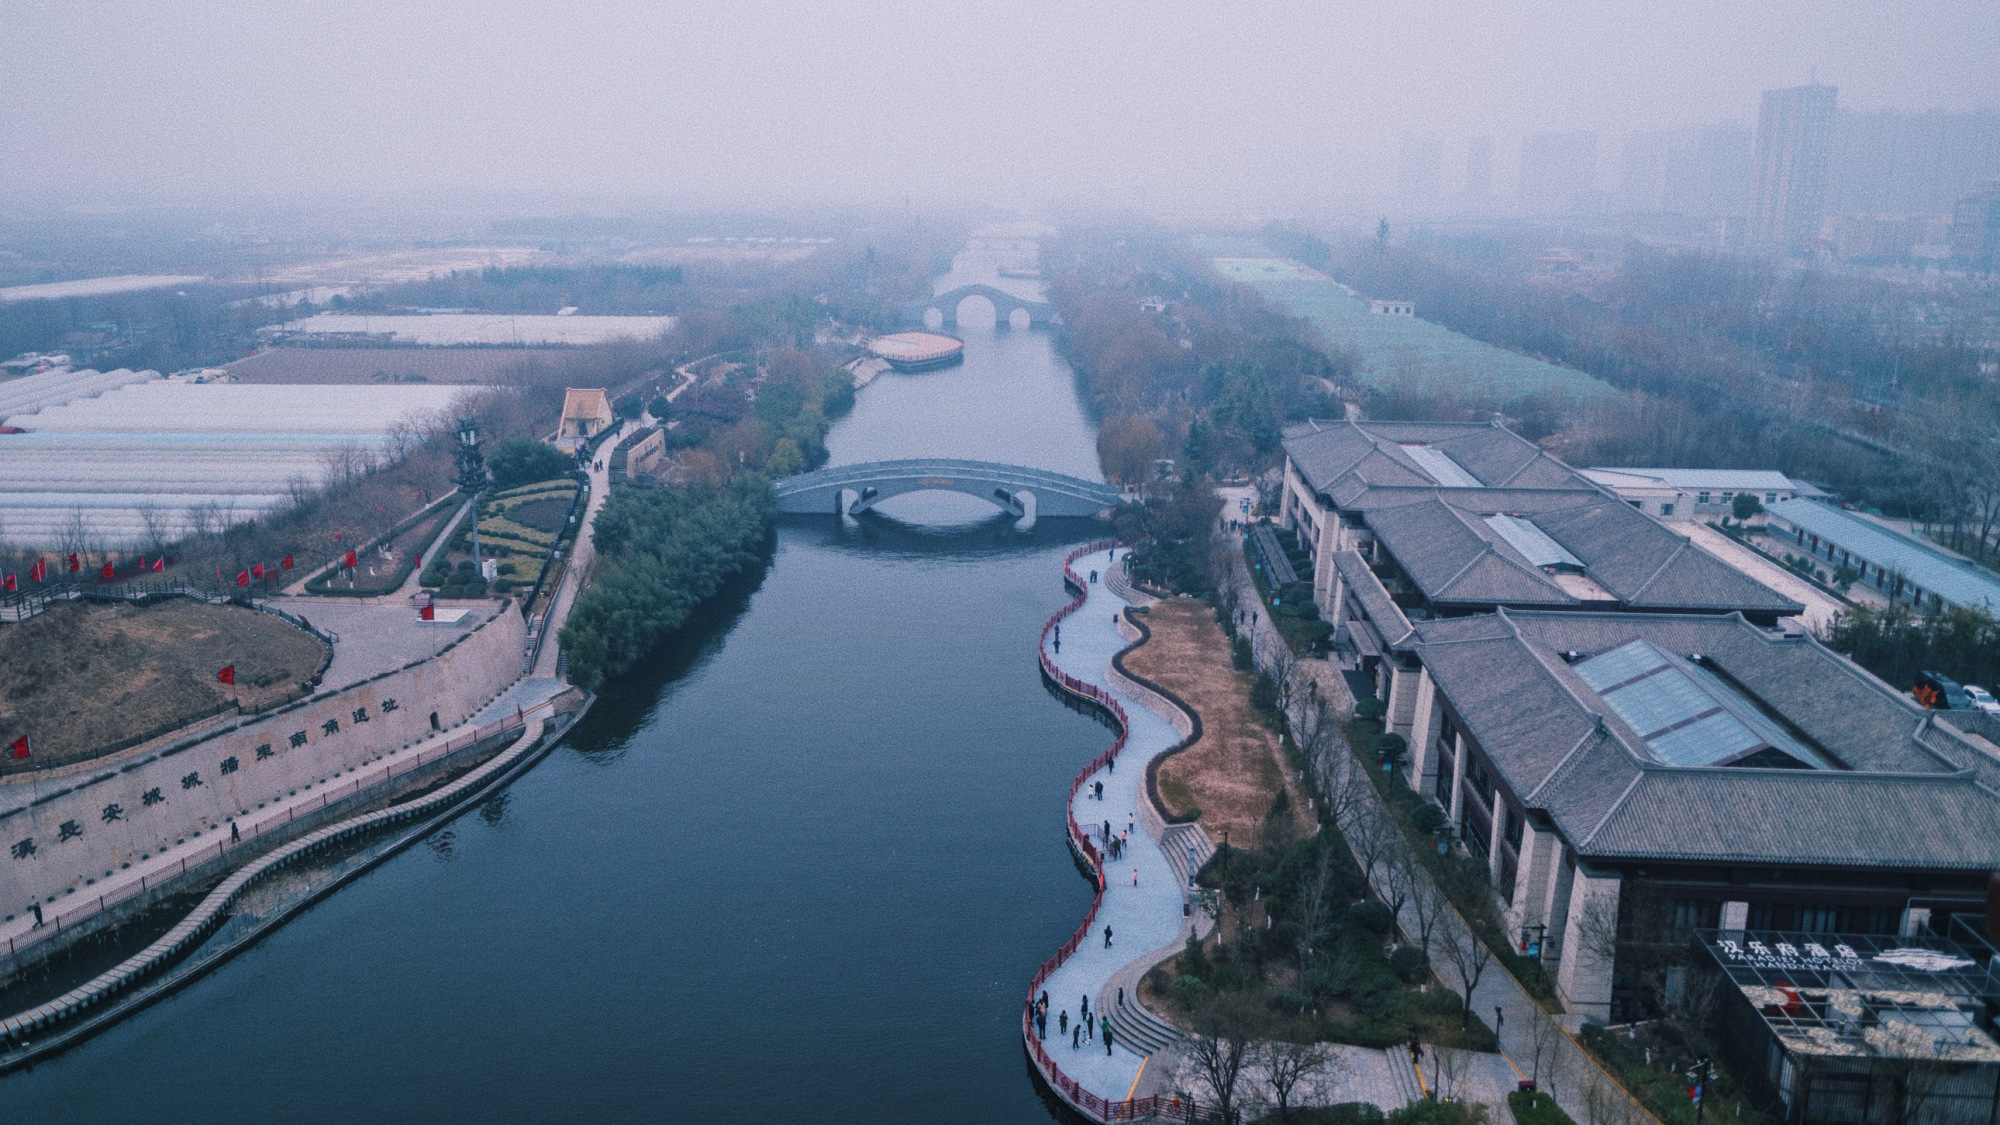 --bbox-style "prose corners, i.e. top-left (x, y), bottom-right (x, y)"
top-left (773, 459), bottom-right (1128, 519)
top-left (902, 284), bottom-right (1057, 329)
